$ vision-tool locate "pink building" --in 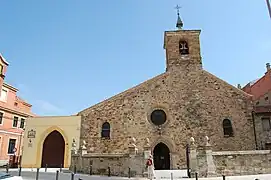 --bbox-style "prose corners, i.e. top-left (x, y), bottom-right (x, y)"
top-left (0, 54), bottom-right (35, 166)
